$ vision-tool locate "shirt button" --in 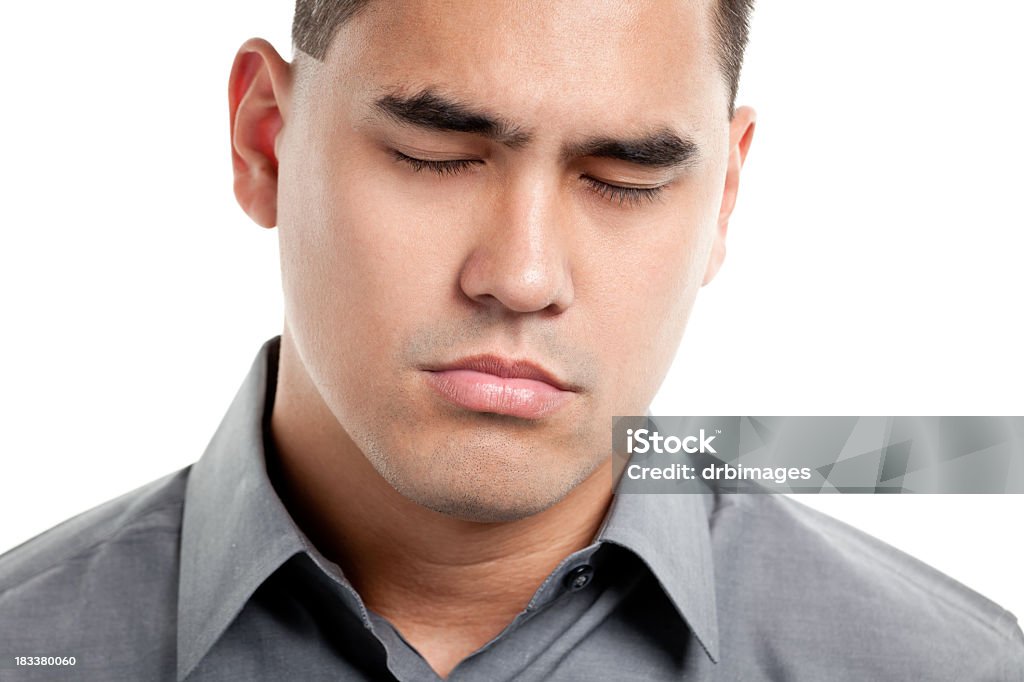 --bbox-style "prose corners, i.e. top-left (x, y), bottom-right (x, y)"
top-left (563, 565), bottom-right (595, 592)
